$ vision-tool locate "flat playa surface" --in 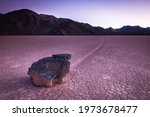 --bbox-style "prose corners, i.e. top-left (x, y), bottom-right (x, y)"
top-left (0, 36), bottom-right (150, 100)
